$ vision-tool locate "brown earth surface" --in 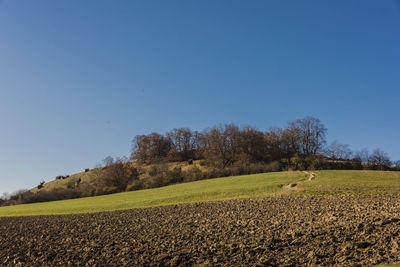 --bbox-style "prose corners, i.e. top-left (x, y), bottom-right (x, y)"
top-left (2, 195), bottom-right (400, 266)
